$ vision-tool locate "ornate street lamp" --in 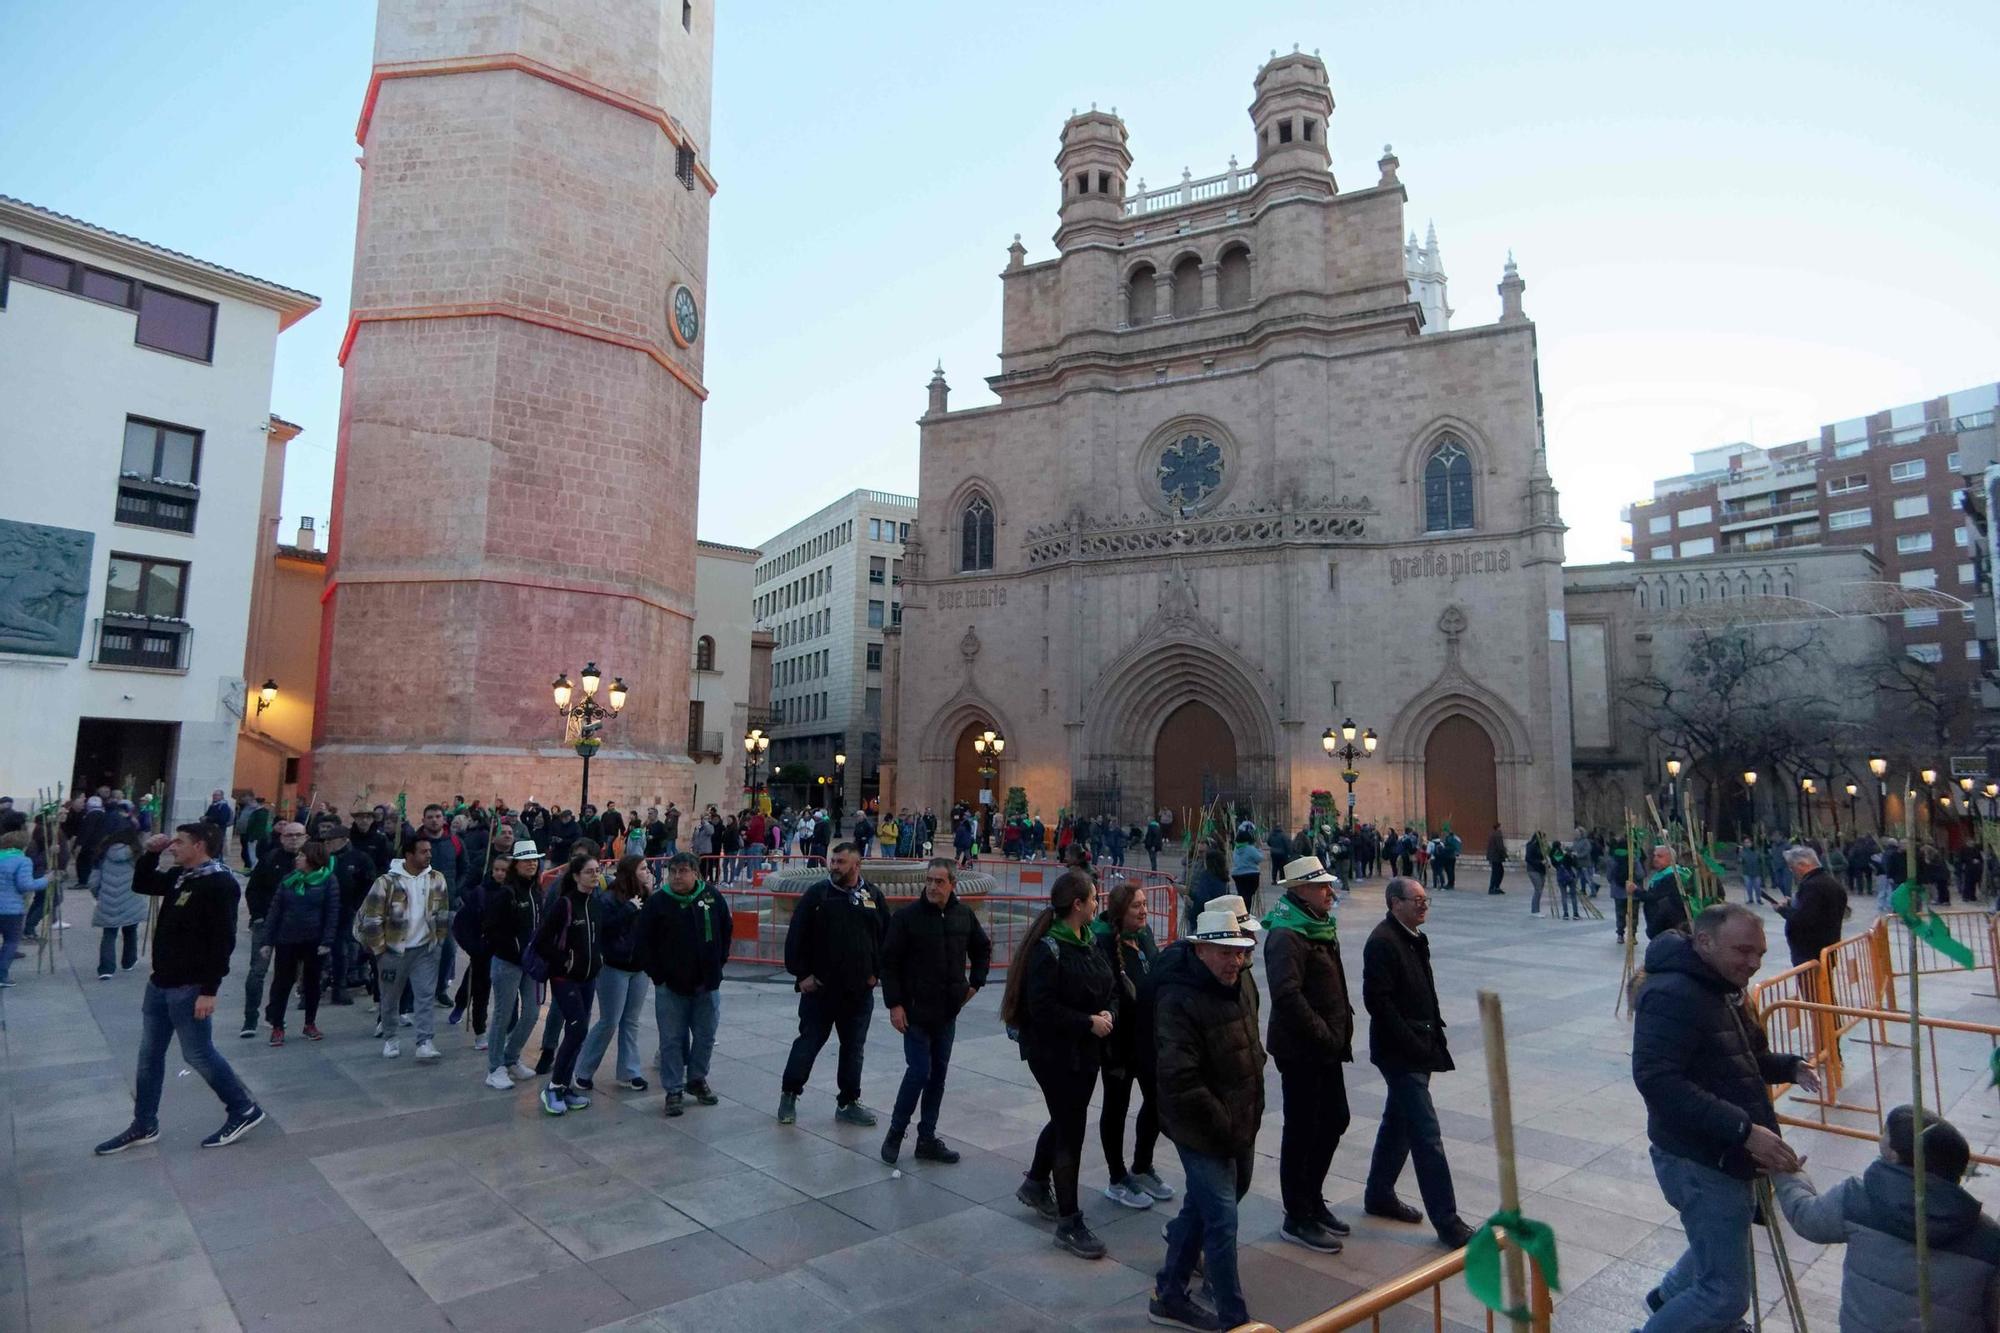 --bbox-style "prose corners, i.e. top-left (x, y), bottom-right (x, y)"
top-left (1845, 781), bottom-right (1859, 834)
top-left (832, 749), bottom-right (847, 836)
top-left (743, 728), bottom-right (771, 806)
top-left (254, 678), bottom-right (279, 717)
top-left (1868, 755), bottom-right (1888, 834)
top-left (1742, 769), bottom-right (1758, 833)
top-left (1665, 756), bottom-right (1683, 818)
top-left (1322, 719), bottom-right (1378, 833)
top-left (1799, 775), bottom-right (1816, 839)
top-left (972, 728), bottom-right (1005, 829)
top-left (552, 662), bottom-right (627, 810)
